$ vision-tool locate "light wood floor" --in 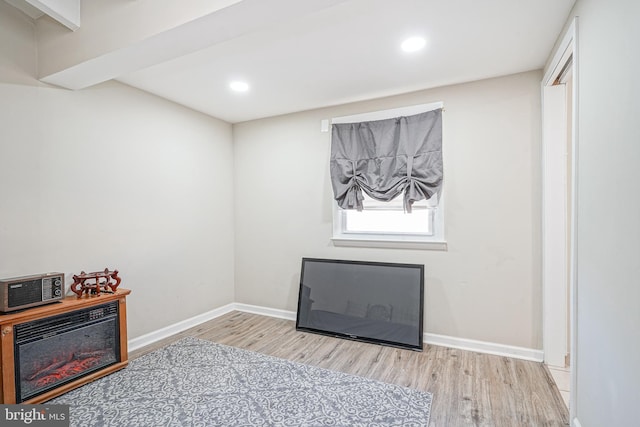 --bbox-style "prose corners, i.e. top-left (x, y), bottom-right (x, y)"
top-left (130, 311), bottom-right (569, 427)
